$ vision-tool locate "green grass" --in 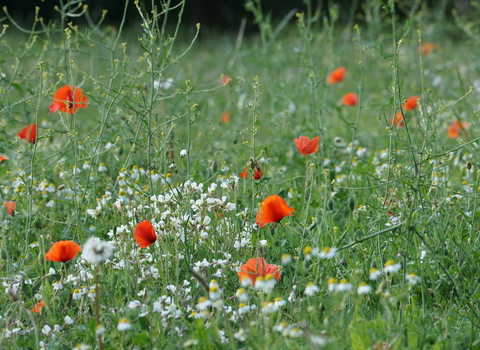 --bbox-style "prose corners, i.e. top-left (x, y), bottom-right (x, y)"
top-left (1, 0), bottom-right (480, 349)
